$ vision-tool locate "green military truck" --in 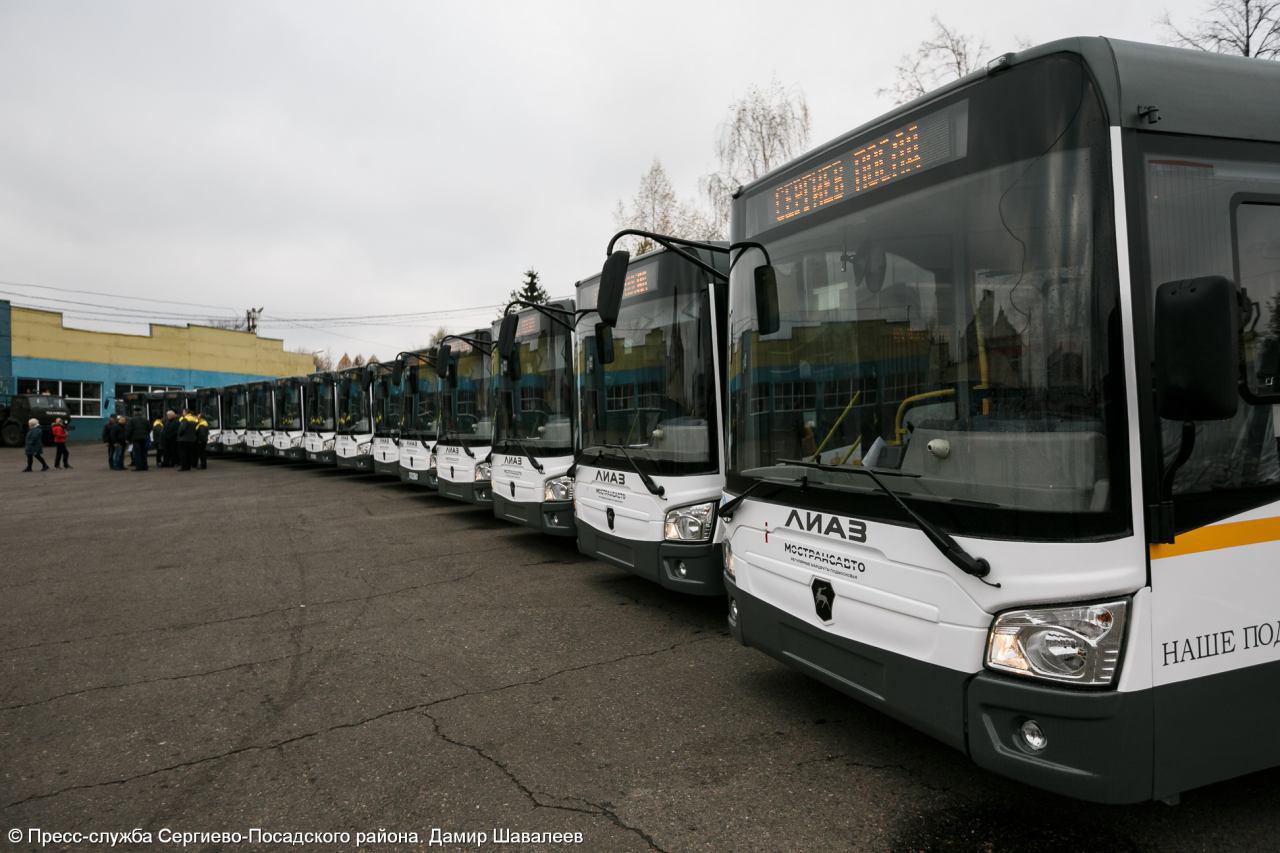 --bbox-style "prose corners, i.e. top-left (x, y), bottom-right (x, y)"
top-left (0, 392), bottom-right (72, 447)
